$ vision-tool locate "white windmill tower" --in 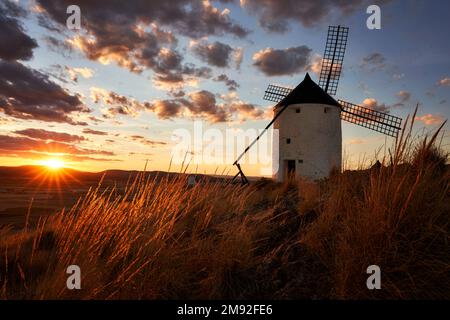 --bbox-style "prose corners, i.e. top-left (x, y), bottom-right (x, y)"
top-left (232, 26), bottom-right (403, 184)
top-left (269, 73), bottom-right (342, 181)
